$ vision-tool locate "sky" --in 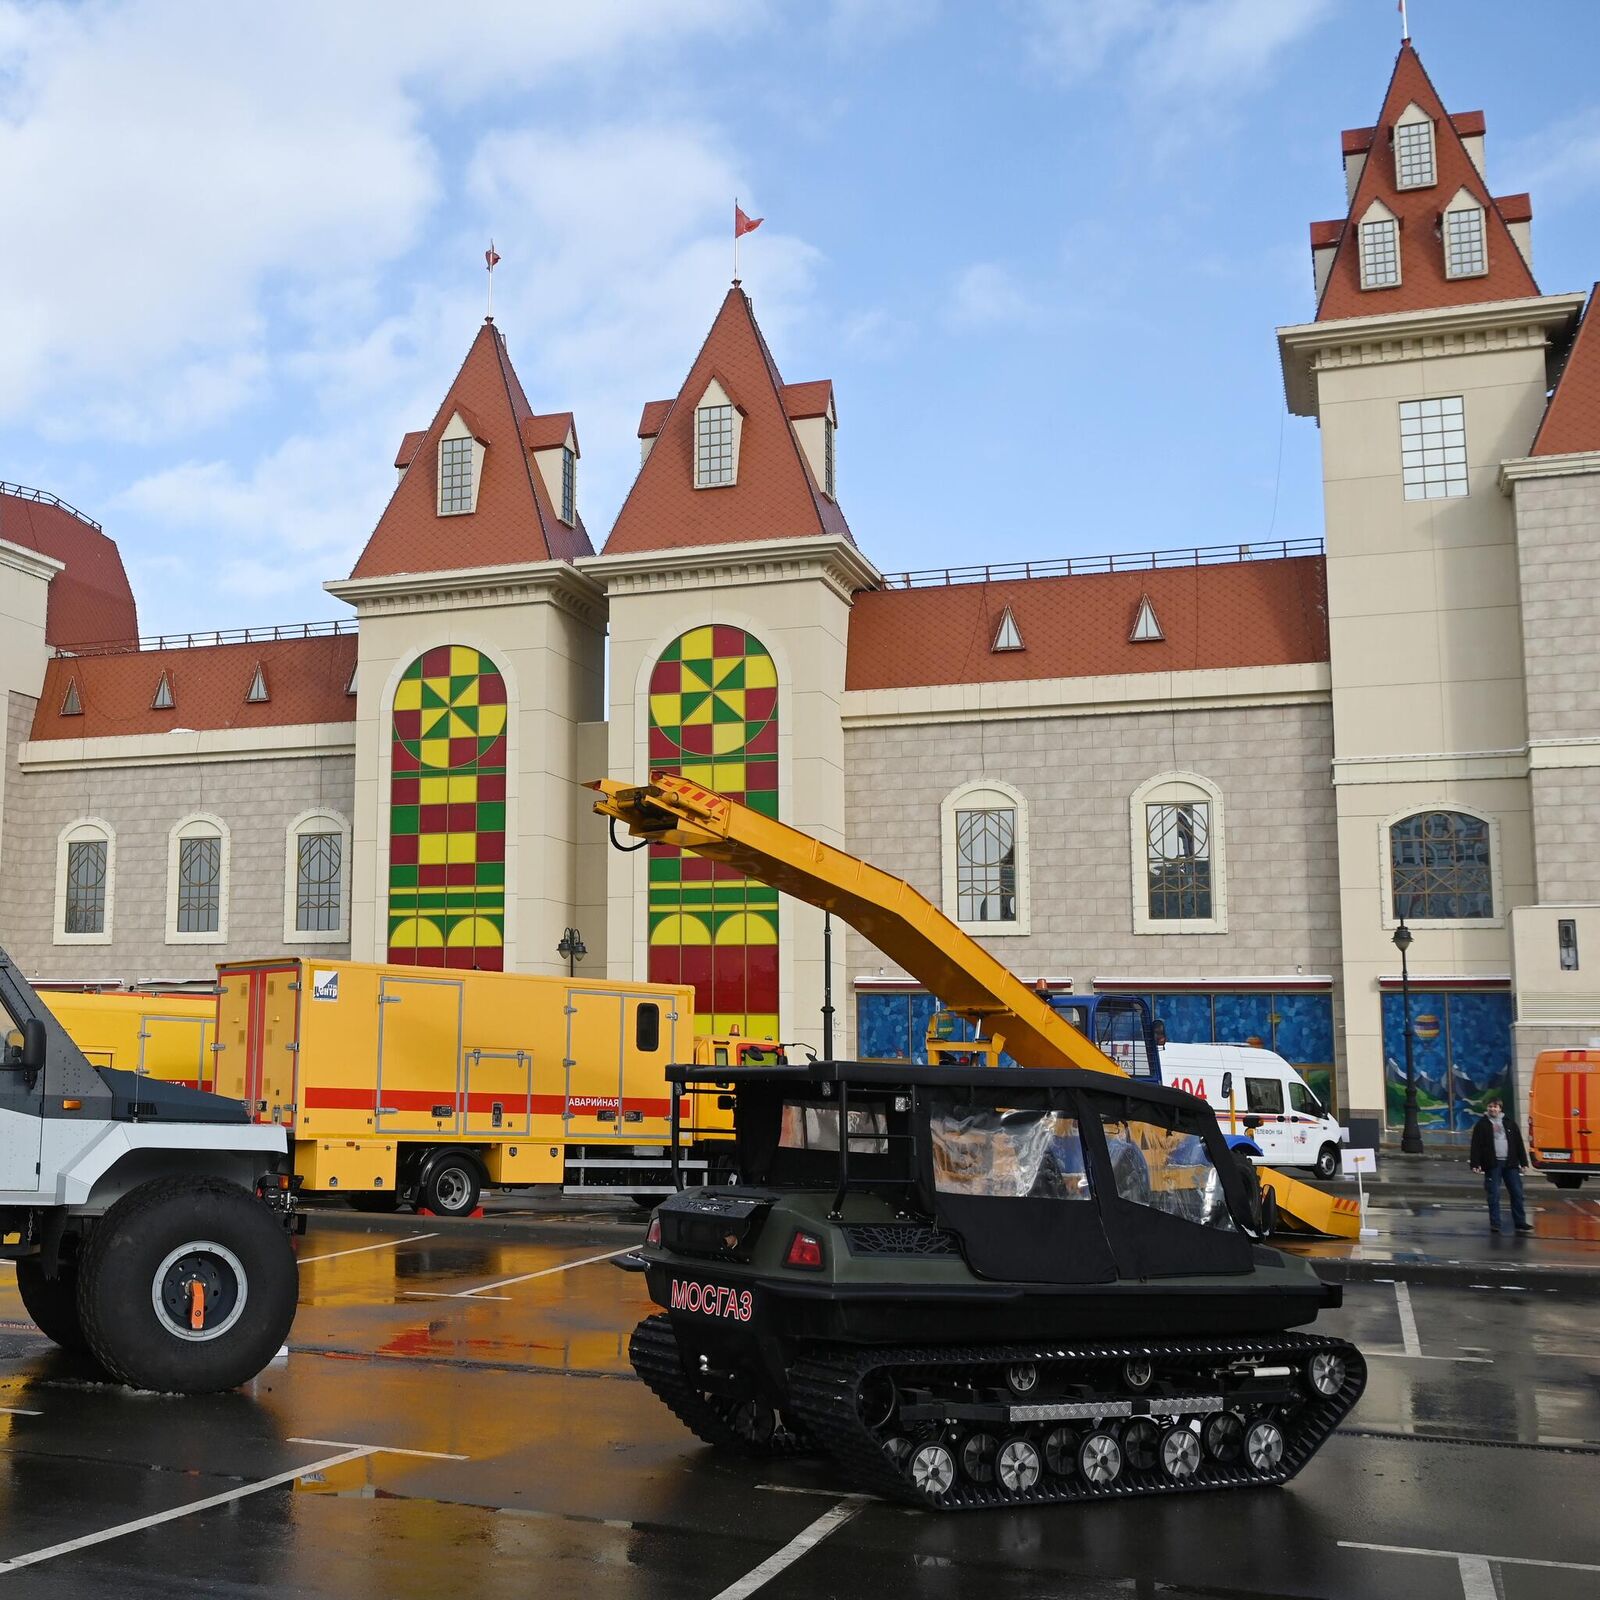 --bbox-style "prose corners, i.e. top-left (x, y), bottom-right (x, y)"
top-left (2, 0), bottom-right (1598, 637)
